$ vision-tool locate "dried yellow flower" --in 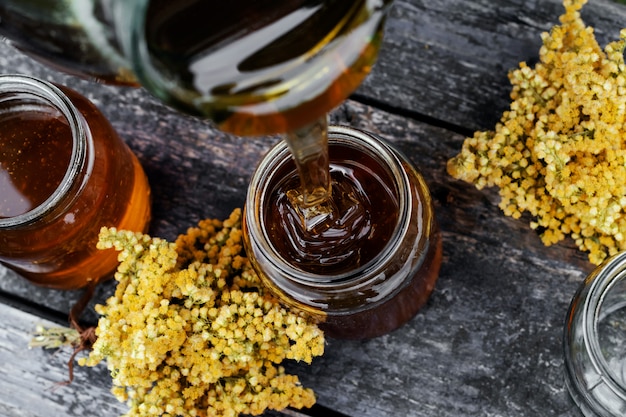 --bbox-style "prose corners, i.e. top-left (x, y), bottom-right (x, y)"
top-left (80, 208), bottom-right (325, 417)
top-left (447, 0), bottom-right (626, 265)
